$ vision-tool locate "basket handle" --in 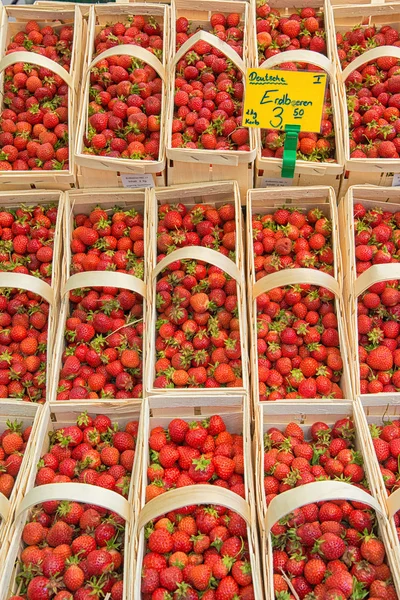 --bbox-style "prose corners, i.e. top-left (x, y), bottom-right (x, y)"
top-left (0, 273), bottom-right (54, 305)
top-left (0, 51), bottom-right (73, 89)
top-left (341, 46), bottom-right (400, 83)
top-left (16, 483), bottom-right (131, 522)
top-left (152, 246), bottom-right (242, 284)
top-left (252, 268), bottom-right (340, 301)
top-left (62, 271), bottom-right (146, 298)
top-left (87, 44), bottom-right (165, 81)
top-left (0, 493), bottom-right (10, 522)
top-left (172, 29), bottom-right (246, 75)
top-left (138, 485), bottom-right (250, 531)
top-left (265, 481), bottom-right (384, 534)
top-left (354, 264), bottom-right (400, 298)
top-left (260, 49), bottom-right (334, 78)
